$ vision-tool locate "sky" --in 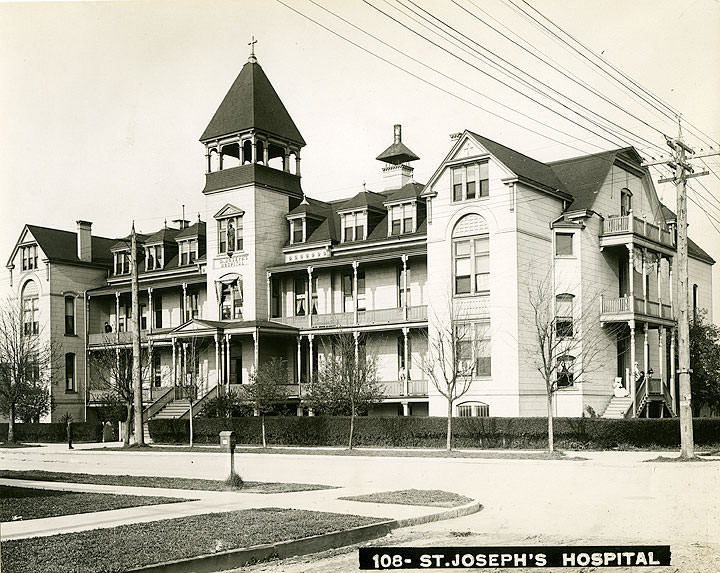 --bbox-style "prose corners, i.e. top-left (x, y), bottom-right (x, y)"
top-left (1, 0), bottom-right (719, 318)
